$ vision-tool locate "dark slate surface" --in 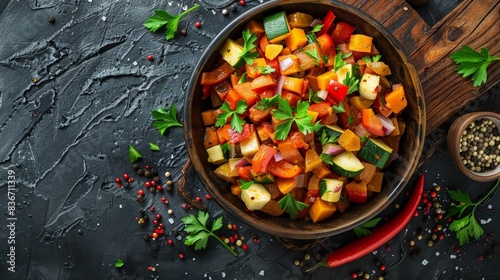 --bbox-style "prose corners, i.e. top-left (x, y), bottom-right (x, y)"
top-left (0, 0), bottom-right (499, 279)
